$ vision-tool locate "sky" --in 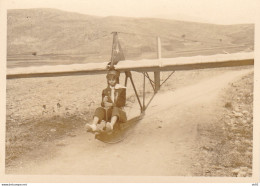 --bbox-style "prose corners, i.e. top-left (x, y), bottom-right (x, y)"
top-left (3, 0), bottom-right (259, 24)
